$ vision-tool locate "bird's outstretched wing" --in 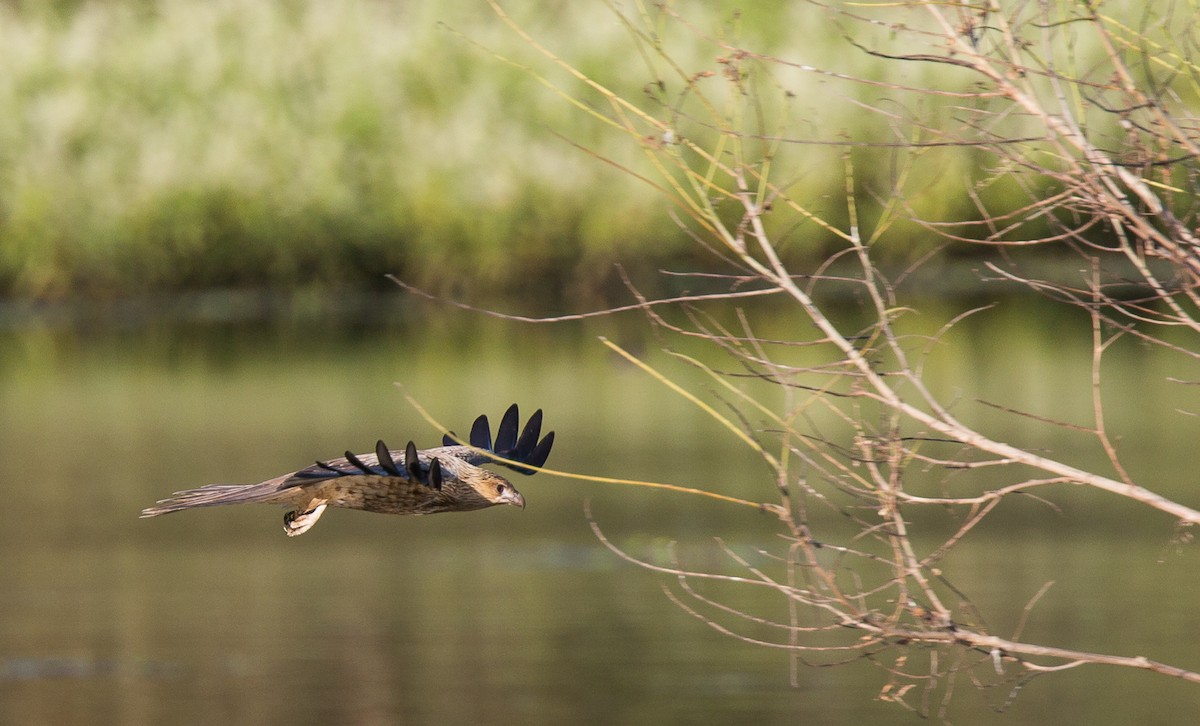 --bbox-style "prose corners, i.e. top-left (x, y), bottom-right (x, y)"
top-left (139, 440), bottom-right (447, 518)
top-left (282, 440), bottom-right (444, 491)
top-left (439, 403), bottom-right (555, 475)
